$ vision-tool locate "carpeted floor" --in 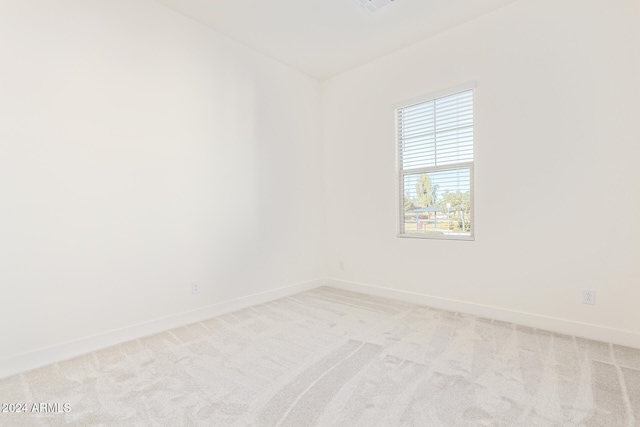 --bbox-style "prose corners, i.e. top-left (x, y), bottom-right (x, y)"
top-left (1, 286), bottom-right (639, 426)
